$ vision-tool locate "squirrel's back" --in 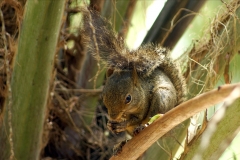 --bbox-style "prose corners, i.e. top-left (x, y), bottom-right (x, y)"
top-left (131, 45), bottom-right (186, 105)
